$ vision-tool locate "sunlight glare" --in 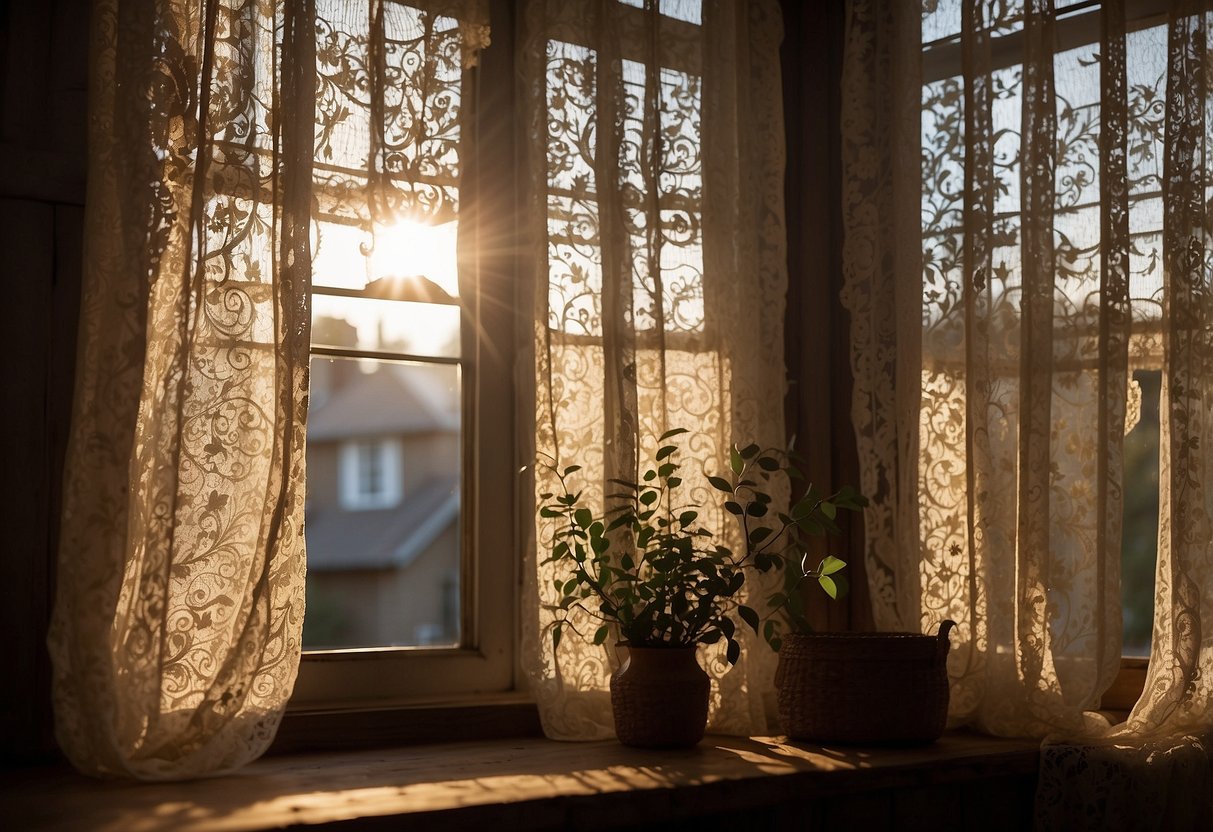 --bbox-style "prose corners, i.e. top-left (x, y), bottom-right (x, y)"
top-left (369, 218), bottom-right (460, 298)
